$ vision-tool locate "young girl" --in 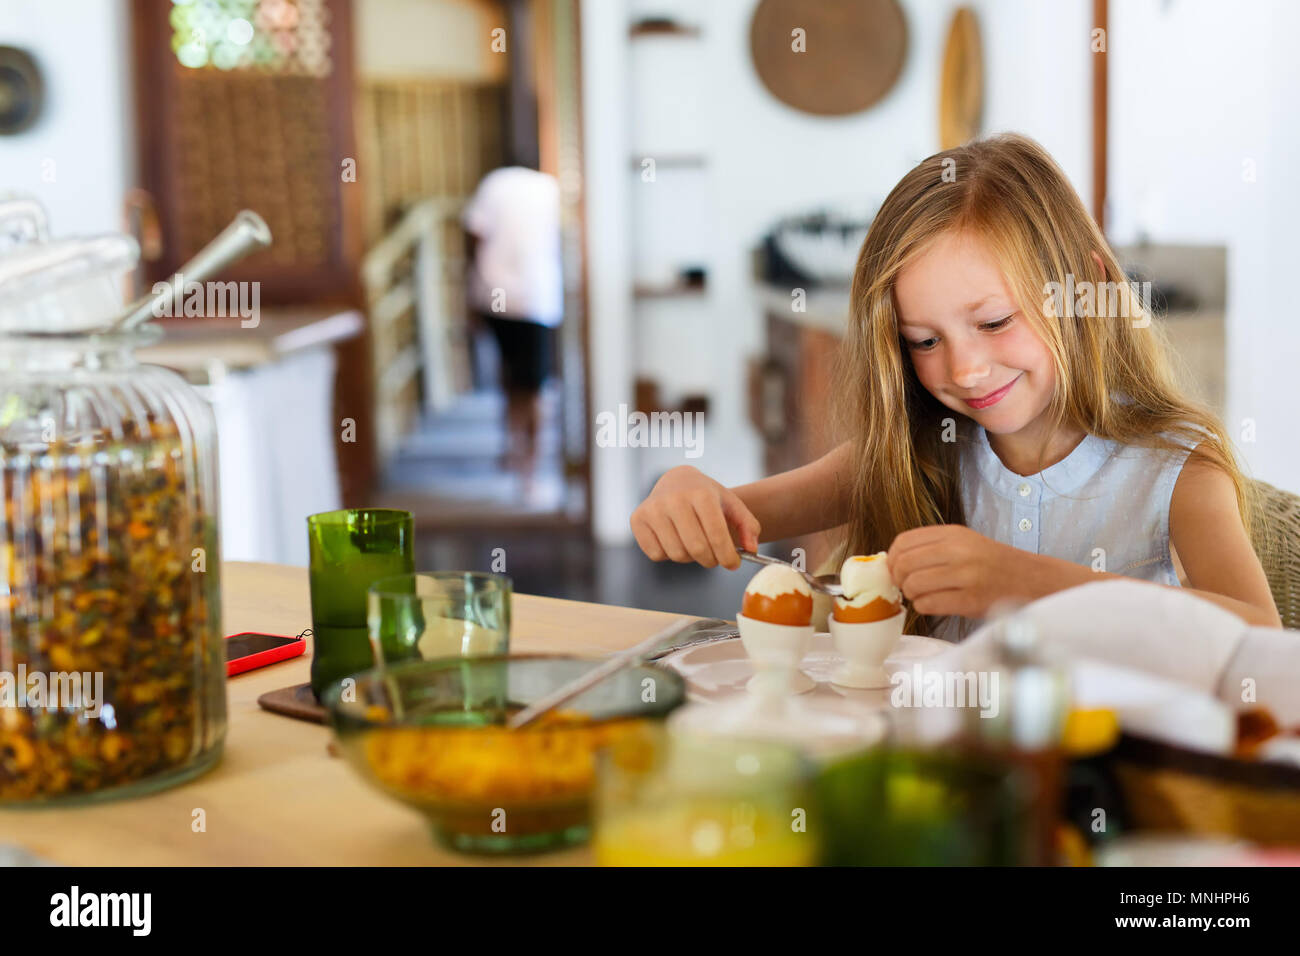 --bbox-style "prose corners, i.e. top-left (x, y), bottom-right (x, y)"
top-left (630, 133), bottom-right (1282, 639)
